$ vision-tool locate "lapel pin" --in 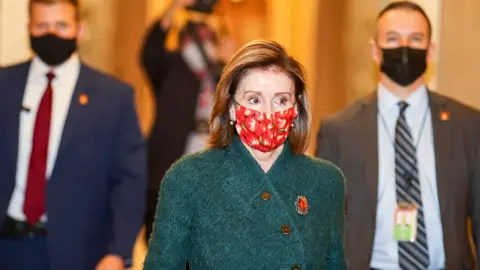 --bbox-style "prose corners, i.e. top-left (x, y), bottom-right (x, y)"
top-left (440, 111), bottom-right (450, 121)
top-left (79, 93), bottom-right (89, 105)
top-left (295, 195), bottom-right (309, 216)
